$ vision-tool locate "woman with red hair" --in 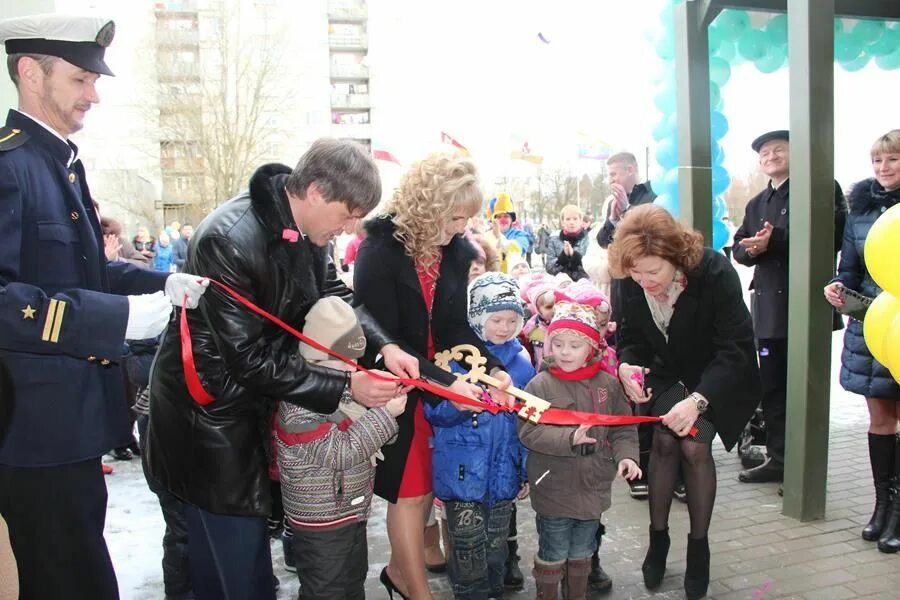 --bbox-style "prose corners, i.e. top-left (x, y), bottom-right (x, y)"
top-left (608, 205), bottom-right (759, 600)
